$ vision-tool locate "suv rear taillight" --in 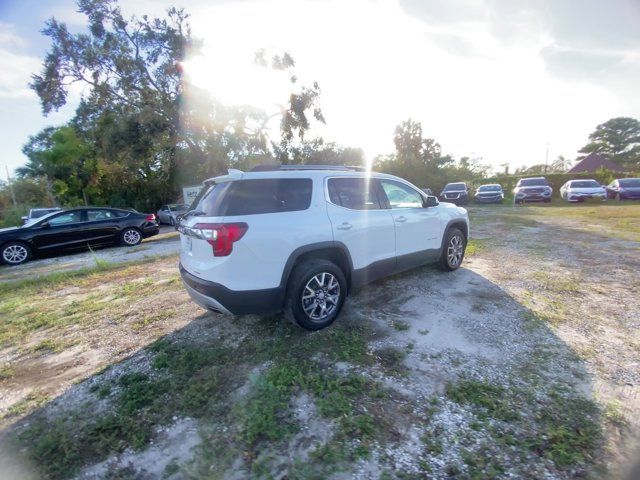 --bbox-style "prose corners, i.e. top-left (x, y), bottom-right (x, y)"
top-left (192, 223), bottom-right (248, 256)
